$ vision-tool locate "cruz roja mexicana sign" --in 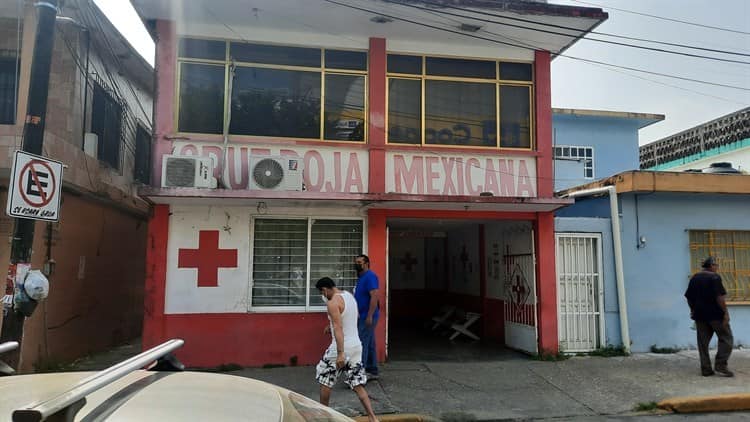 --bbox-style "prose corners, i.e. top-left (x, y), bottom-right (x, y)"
top-left (5, 150), bottom-right (64, 222)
